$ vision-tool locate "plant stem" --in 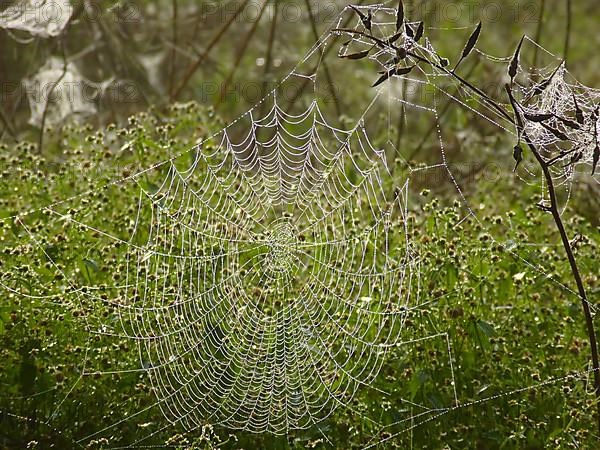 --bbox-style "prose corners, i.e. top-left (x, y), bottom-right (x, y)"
top-left (532, 0), bottom-right (546, 77)
top-left (564, 0), bottom-right (572, 61)
top-left (305, 0), bottom-right (342, 117)
top-left (505, 85), bottom-right (600, 433)
top-left (168, 0), bottom-right (178, 100)
top-left (523, 133), bottom-right (600, 432)
top-left (526, 132), bottom-right (600, 432)
top-left (172, 0), bottom-right (250, 102)
top-left (337, 12), bottom-right (600, 434)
